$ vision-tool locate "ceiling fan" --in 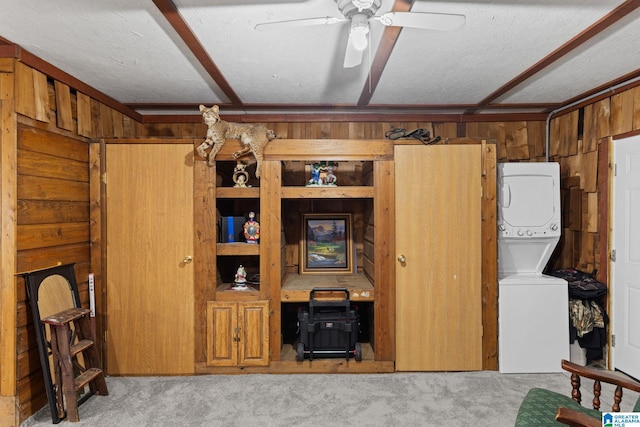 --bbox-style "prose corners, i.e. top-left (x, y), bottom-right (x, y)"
top-left (254, 0), bottom-right (465, 68)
